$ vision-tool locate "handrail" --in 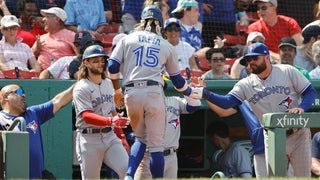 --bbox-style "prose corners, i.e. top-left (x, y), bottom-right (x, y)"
top-left (8, 117), bottom-right (26, 131)
top-left (262, 112), bottom-right (320, 176)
